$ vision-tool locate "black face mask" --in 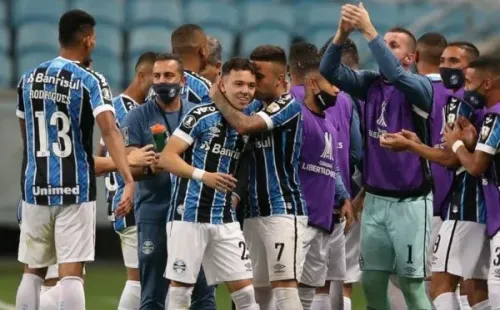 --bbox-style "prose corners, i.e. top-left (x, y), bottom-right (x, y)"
top-left (440, 67), bottom-right (465, 89)
top-left (152, 83), bottom-right (181, 104)
top-left (315, 90), bottom-right (337, 110)
top-left (463, 82), bottom-right (487, 109)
